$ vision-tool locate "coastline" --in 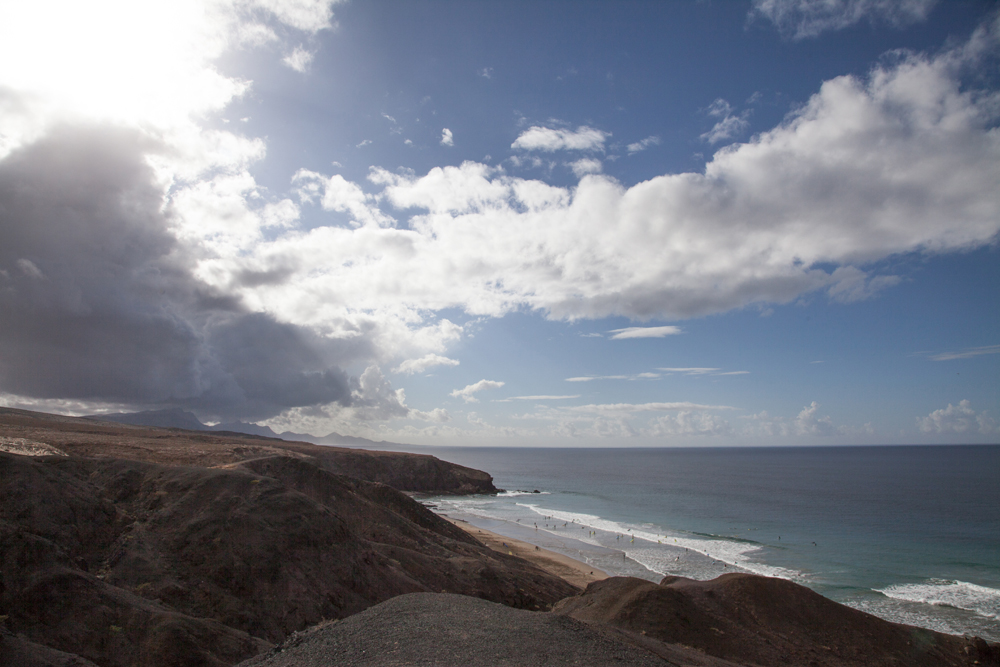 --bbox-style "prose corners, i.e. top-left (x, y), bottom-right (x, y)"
top-left (445, 517), bottom-right (607, 589)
